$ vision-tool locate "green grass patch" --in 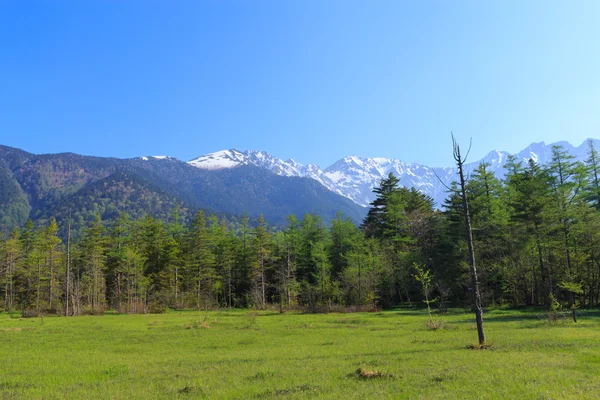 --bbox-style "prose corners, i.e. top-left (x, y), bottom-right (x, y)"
top-left (0, 308), bottom-right (599, 398)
